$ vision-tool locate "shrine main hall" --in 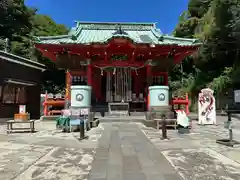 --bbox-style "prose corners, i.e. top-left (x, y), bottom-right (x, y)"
top-left (35, 21), bottom-right (200, 113)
